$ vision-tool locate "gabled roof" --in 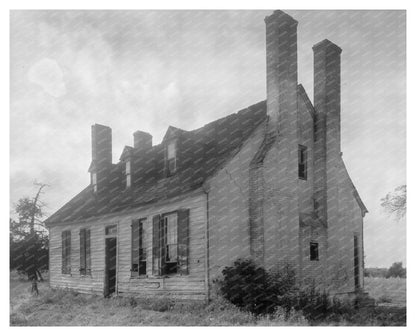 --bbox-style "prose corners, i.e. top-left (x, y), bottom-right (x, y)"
top-left (119, 146), bottom-right (134, 161)
top-left (45, 100), bottom-right (267, 225)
